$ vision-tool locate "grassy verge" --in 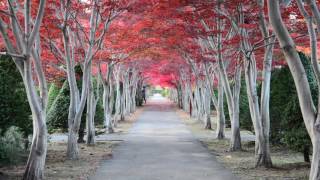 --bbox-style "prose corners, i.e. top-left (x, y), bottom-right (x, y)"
top-left (0, 107), bottom-right (144, 180)
top-left (176, 109), bottom-right (310, 180)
